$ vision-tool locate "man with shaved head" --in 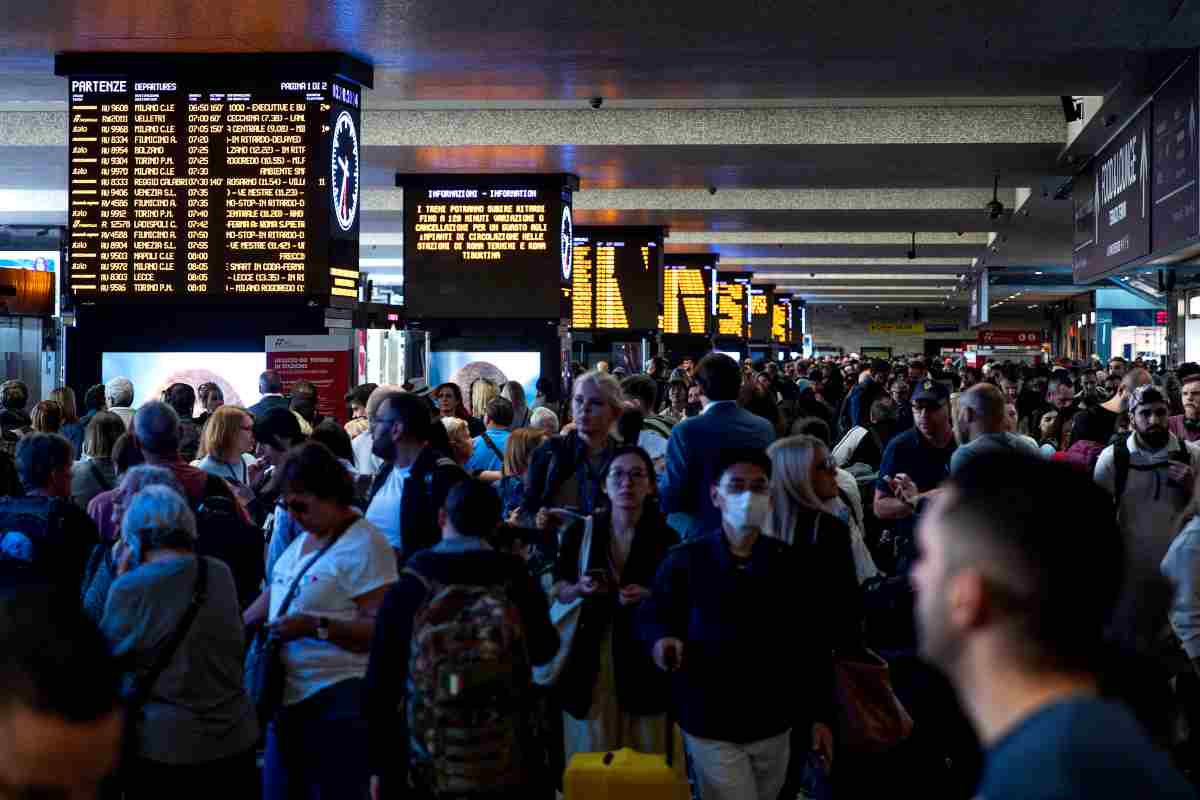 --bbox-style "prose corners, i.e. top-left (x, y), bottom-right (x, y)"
top-left (950, 383), bottom-right (1044, 474)
top-left (1073, 367), bottom-right (1153, 448)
